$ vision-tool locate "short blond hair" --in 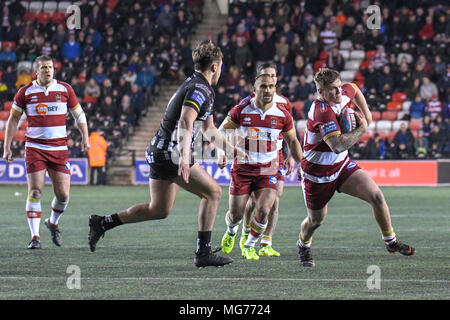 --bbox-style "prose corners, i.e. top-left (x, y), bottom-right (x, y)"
top-left (313, 68), bottom-right (341, 90)
top-left (192, 40), bottom-right (223, 72)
